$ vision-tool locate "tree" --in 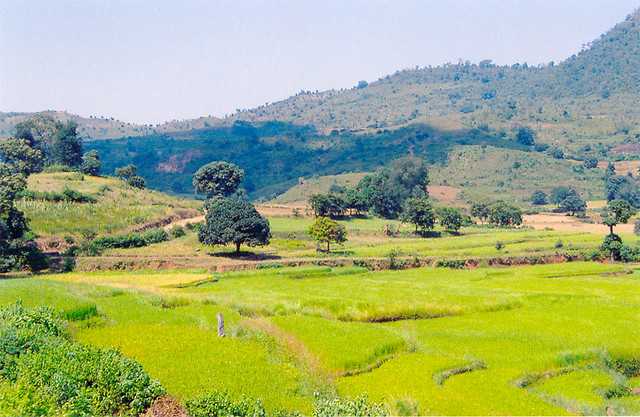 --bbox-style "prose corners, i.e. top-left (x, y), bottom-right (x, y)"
top-left (602, 200), bottom-right (636, 235)
top-left (356, 172), bottom-right (402, 219)
top-left (550, 186), bottom-right (577, 205)
top-left (387, 156), bottom-right (429, 200)
top-left (51, 121), bottom-right (82, 167)
top-left (309, 193), bottom-right (346, 218)
top-left (193, 161), bottom-right (244, 198)
top-left (583, 158), bottom-right (598, 169)
top-left (471, 202), bottom-right (490, 224)
top-left (199, 197), bottom-right (270, 253)
top-left (531, 190), bottom-right (548, 205)
top-left (0, 164), bottom-right (45, 272)
top-left (489, 201), bottom-right (523, 227)
top-left (0, 138), bottom-right (44, 174)
top-left (115, 164), bottom-right (138, 180)
top-left (437, 207), bottom-right (463, 233)
top-left (606, 162), bottom-right (616, 177)
top-left (559, 193), bottom-right (586, 216)
top-left (400, 197), bottom-right (435, 233)
top-left (605, 175), bottom-right (640, 206)
top-left (308, 216), bottom-right (347, 252)
top-left (80, 150), bottom-right (101, 176)
top-left (127, 176), bottom-right (146, 189)
top-left (515, 127), bottom-right (536, 146)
